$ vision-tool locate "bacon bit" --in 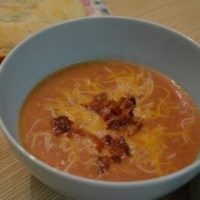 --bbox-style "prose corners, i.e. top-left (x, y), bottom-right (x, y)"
top-left (67, 128), bottom-right (85, 138)
top-left (101, 135), bottom-right (131, 157)
top-left (119, 95), bottom-right (136, 110)
top-left (96, 154), bottom-right (123, 173)
top-left (82, 93), bottom-right (118, 121)
top-left (52, 116), bottom-right (73, 135)
top-left (119, 136), bottom-right (131, 156)
top-left (108, 137), bottom-right (123, 157)
top-left (83, 93), bottom-right (142, 131)
top-left (96, 134), bottom-right (131, 173)
top-left (110, 156), bottom-right (122, 163)
top-left (87, 132), bottom-right (104, 152)
top-left (106, 115), bottom-right (133, 130)
top-left (101, 134), bottom-right (112, 146)
top-left (109, 136), bottom-right (131, 157)
top-left (83, 92), bottom-right (109, 113)
top-left (96, 156), bottom-right (110, 173)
